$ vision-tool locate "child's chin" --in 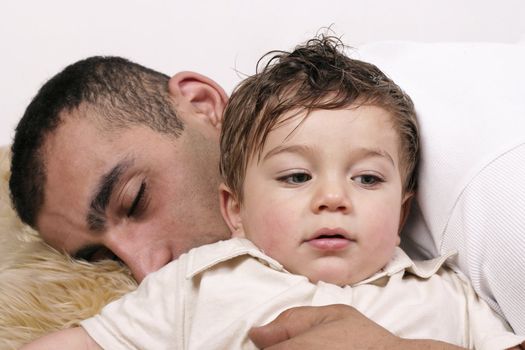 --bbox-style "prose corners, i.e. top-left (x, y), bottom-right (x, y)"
top-left (303, 264), bottom-right (357, 286)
